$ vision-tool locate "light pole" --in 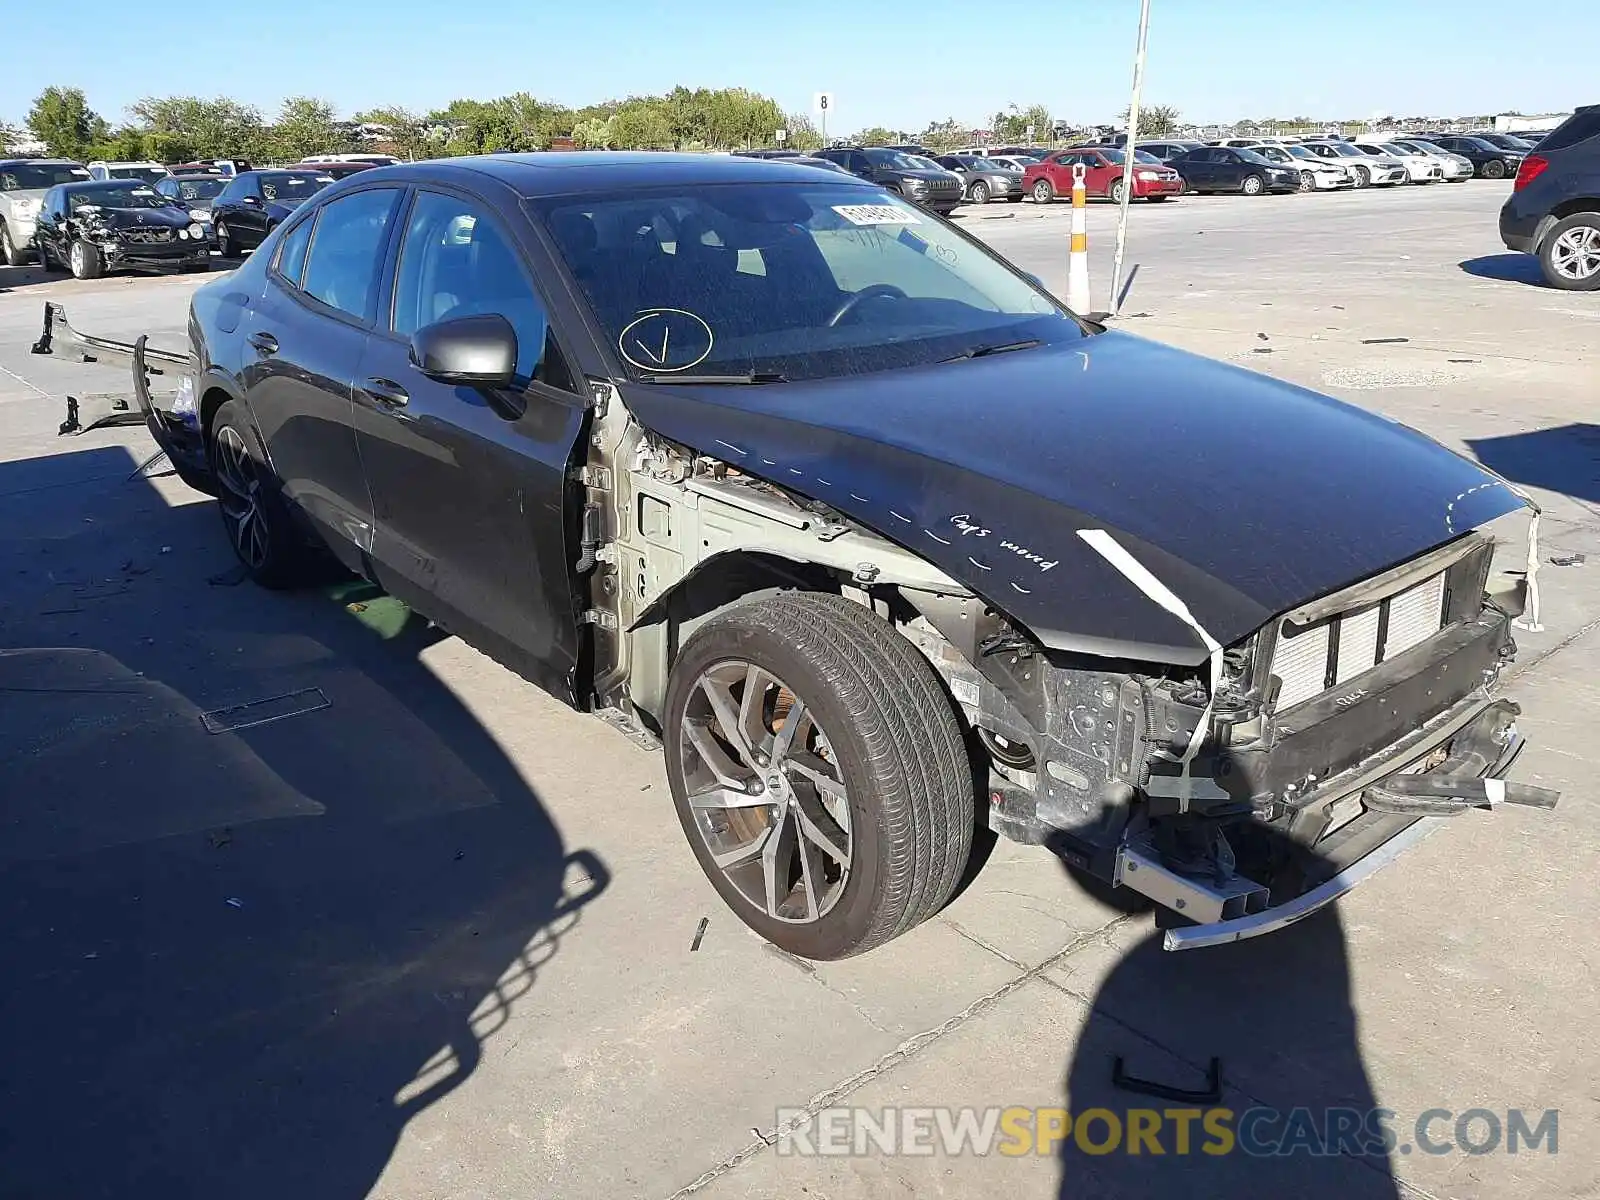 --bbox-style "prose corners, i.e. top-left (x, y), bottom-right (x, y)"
top-left (1109, 0), bottom-right (1152, 317)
